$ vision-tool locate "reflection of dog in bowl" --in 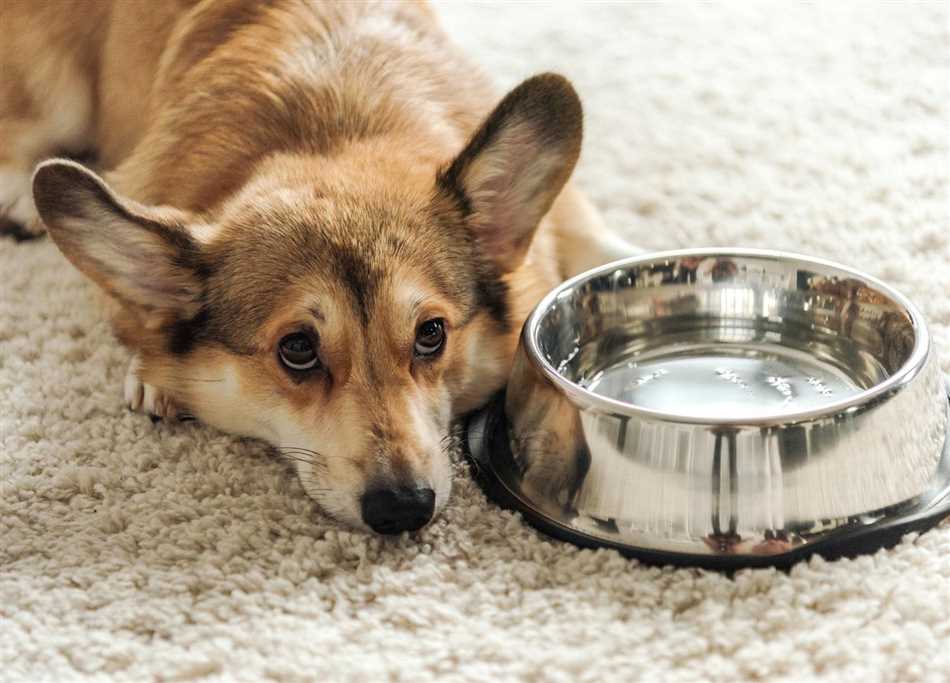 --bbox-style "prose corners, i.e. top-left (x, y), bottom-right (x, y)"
top-left (809, 277), bottom-right (915, 372)
top-left (705, 257), bottom-right (740, 283)
top-left (505, 348), bottom-right (590, 511)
